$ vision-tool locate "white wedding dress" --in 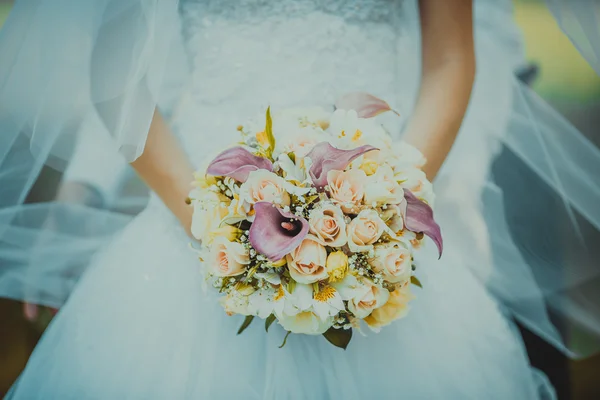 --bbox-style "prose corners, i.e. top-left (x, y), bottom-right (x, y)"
top-left (4, 0), bottom-right (562, 398)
